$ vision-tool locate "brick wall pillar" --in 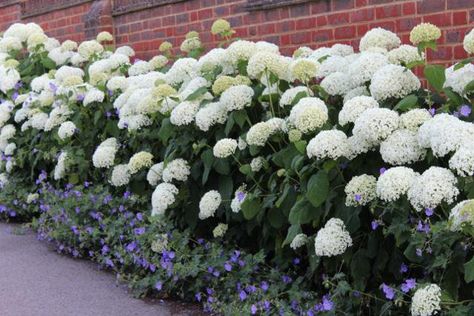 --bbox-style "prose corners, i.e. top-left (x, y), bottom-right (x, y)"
top-left (84, 0), bottom-right (113, 40)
